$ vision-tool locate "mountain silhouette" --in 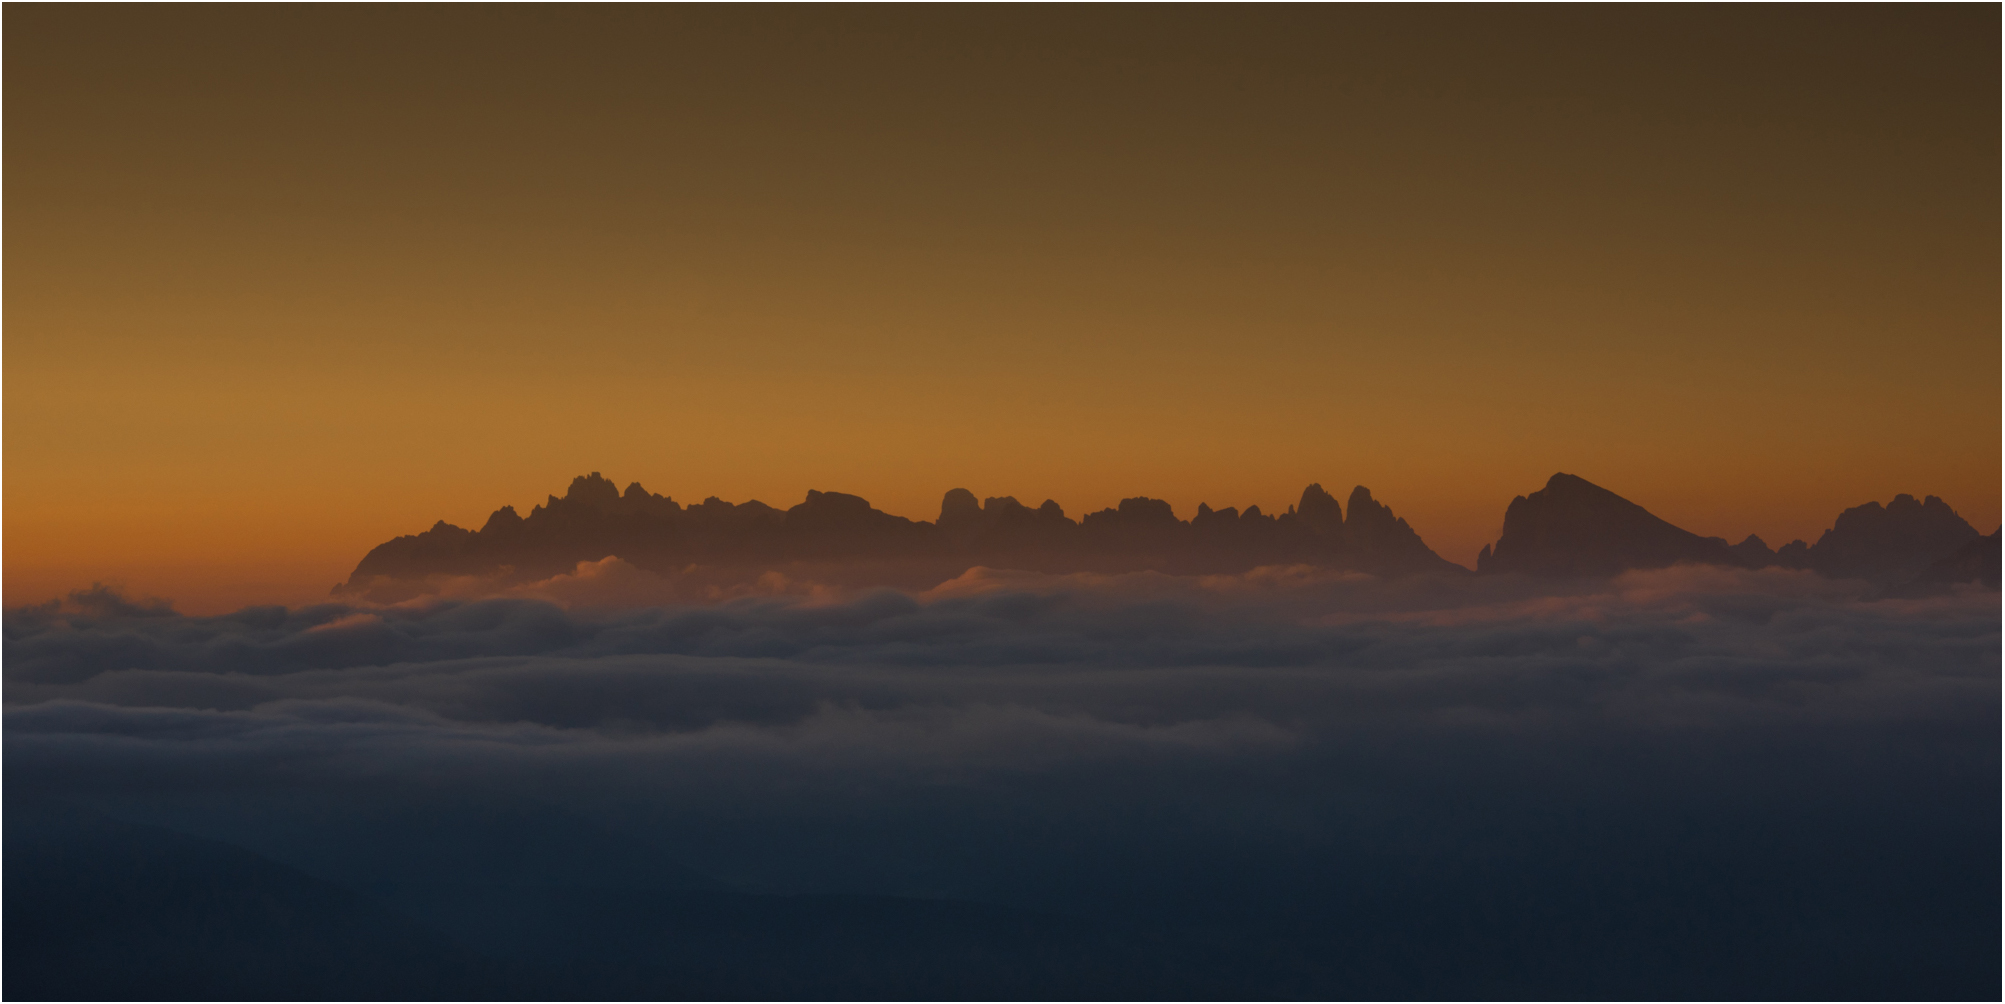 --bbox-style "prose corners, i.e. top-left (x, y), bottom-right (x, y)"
top-left (340, 474), bottom-right (1462, 595)
top-left (1807, 494), bottom-right (1982, 582)
top-left (342, 471), bottom-right (1993, 596)
top-left (1477, 474), bottom-right (1749, 577)
top-left (1476, 473), bottom-right (1987, 586)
